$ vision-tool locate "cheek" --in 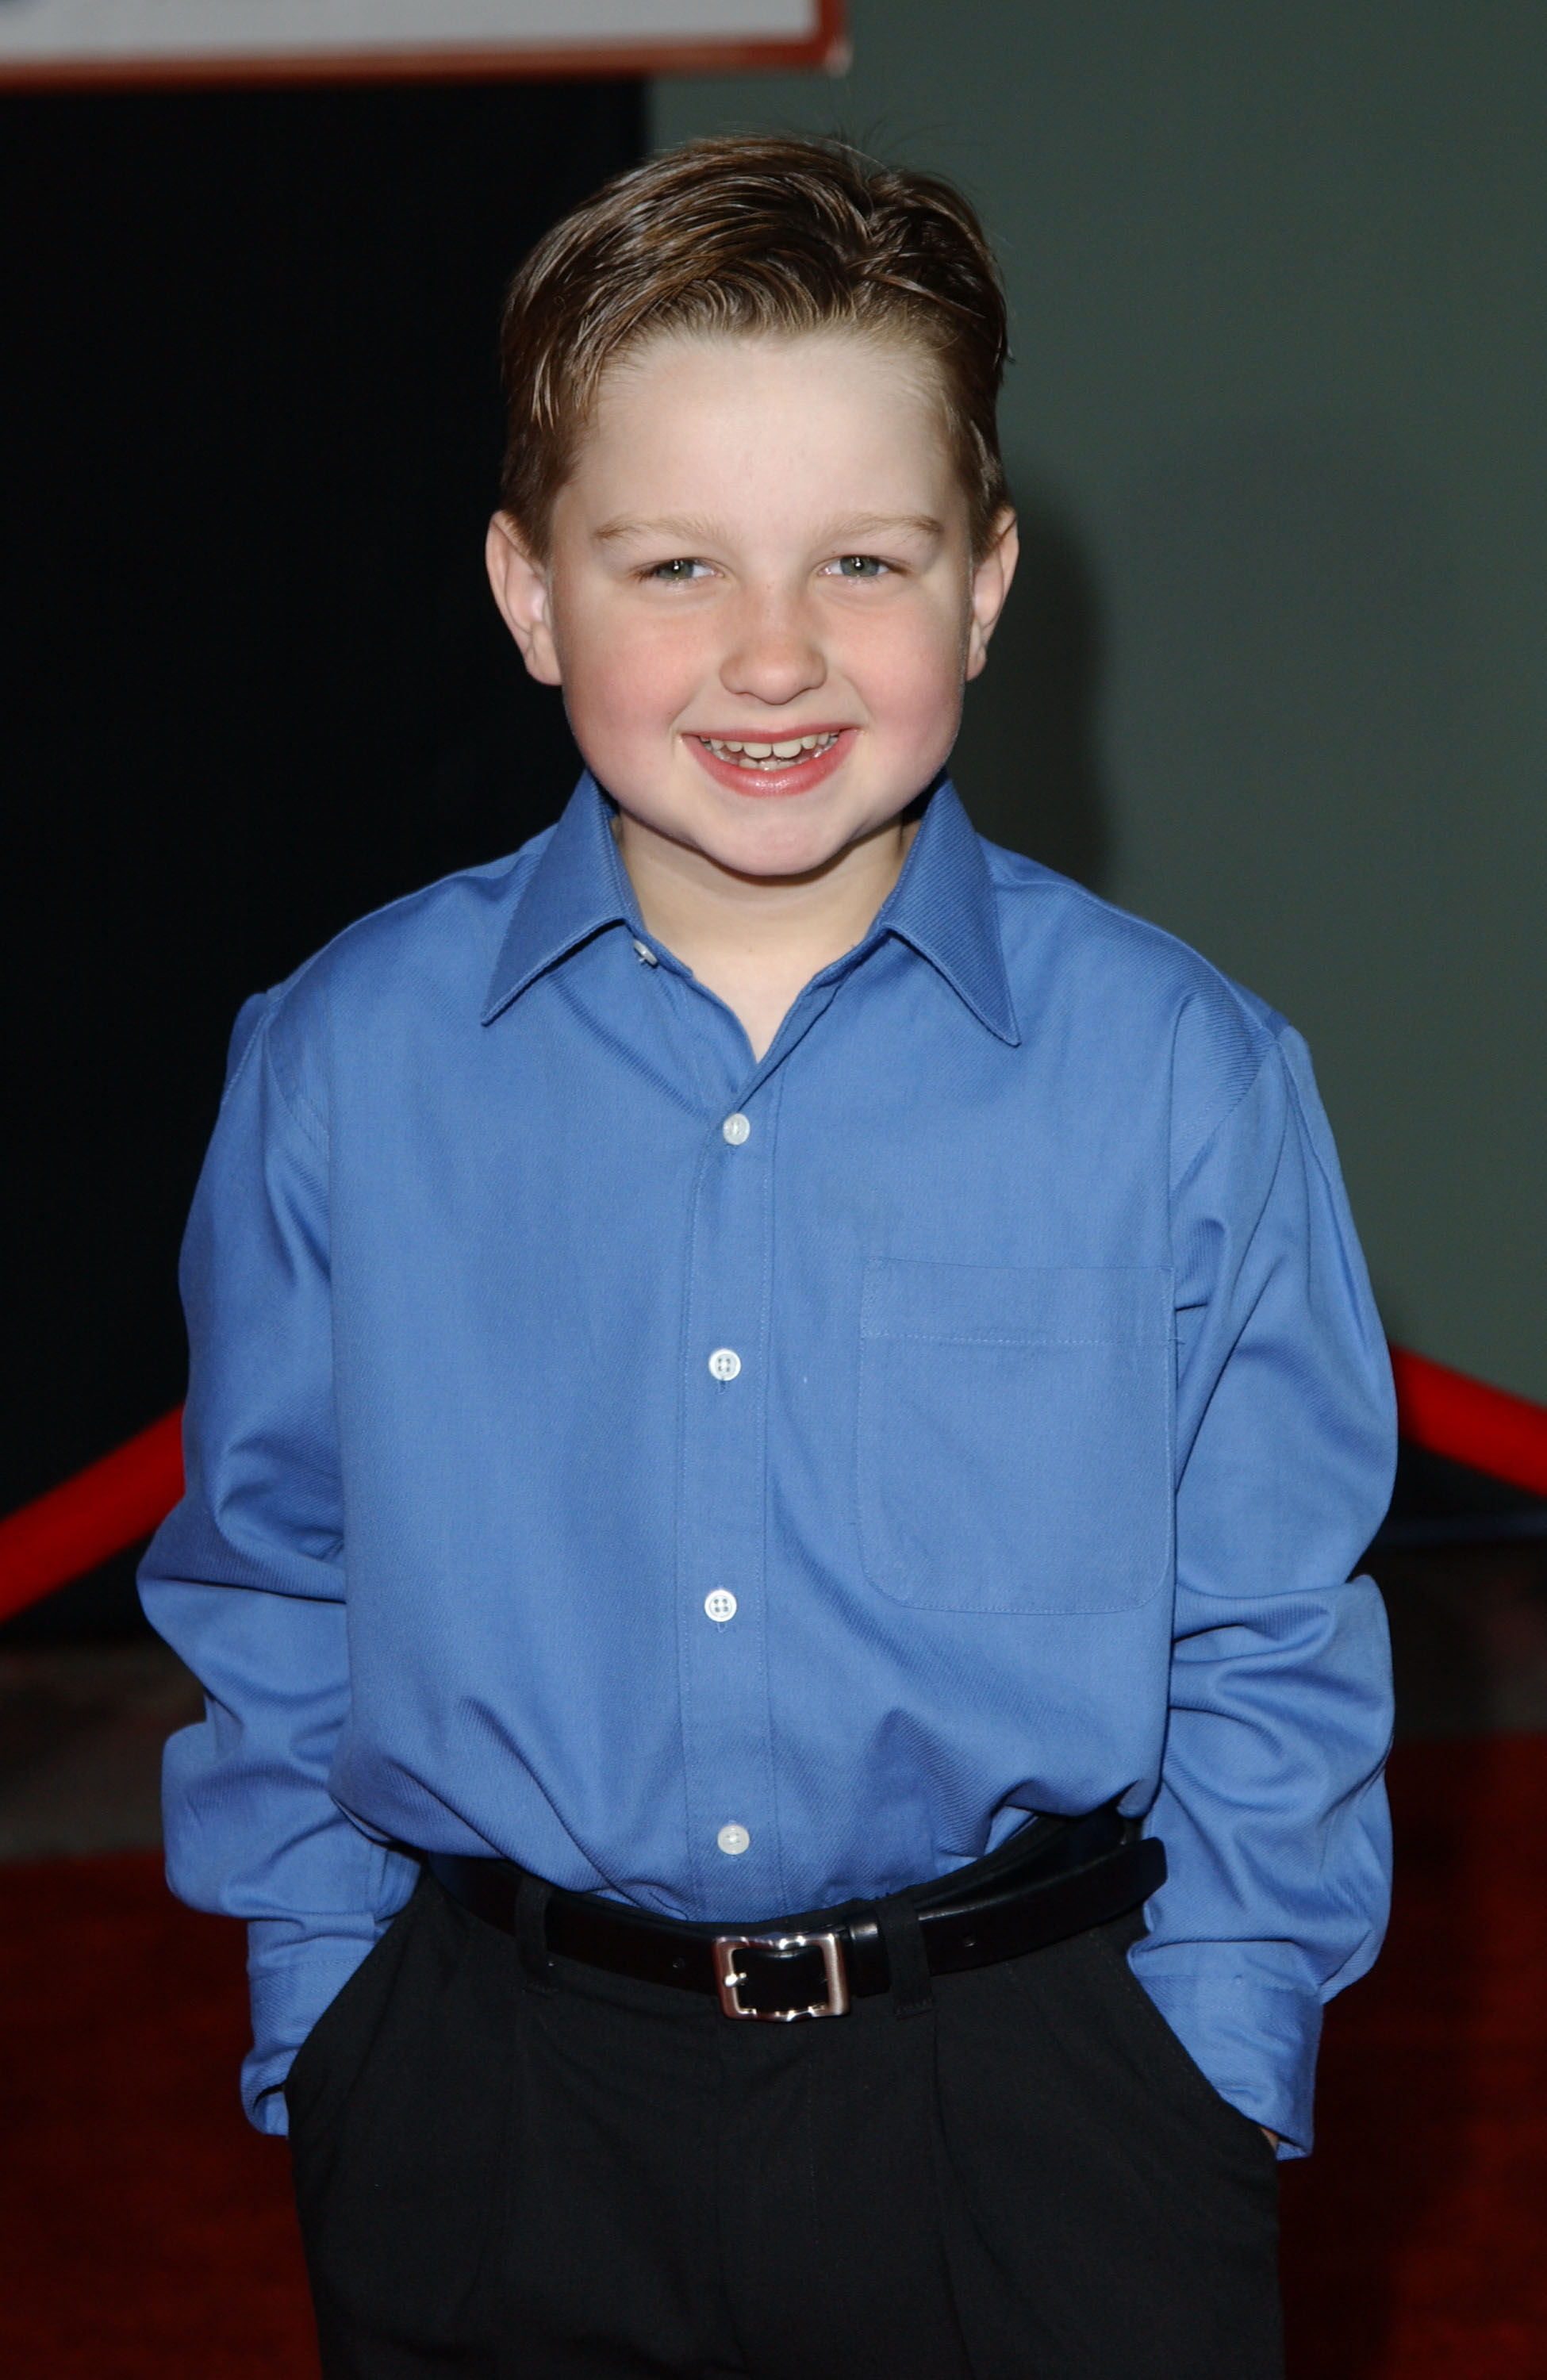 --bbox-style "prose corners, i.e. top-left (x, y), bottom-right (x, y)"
top-left (562, 614), bottom-right (701, 749)
top-left (852, 608), bottom-right (966, 744)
